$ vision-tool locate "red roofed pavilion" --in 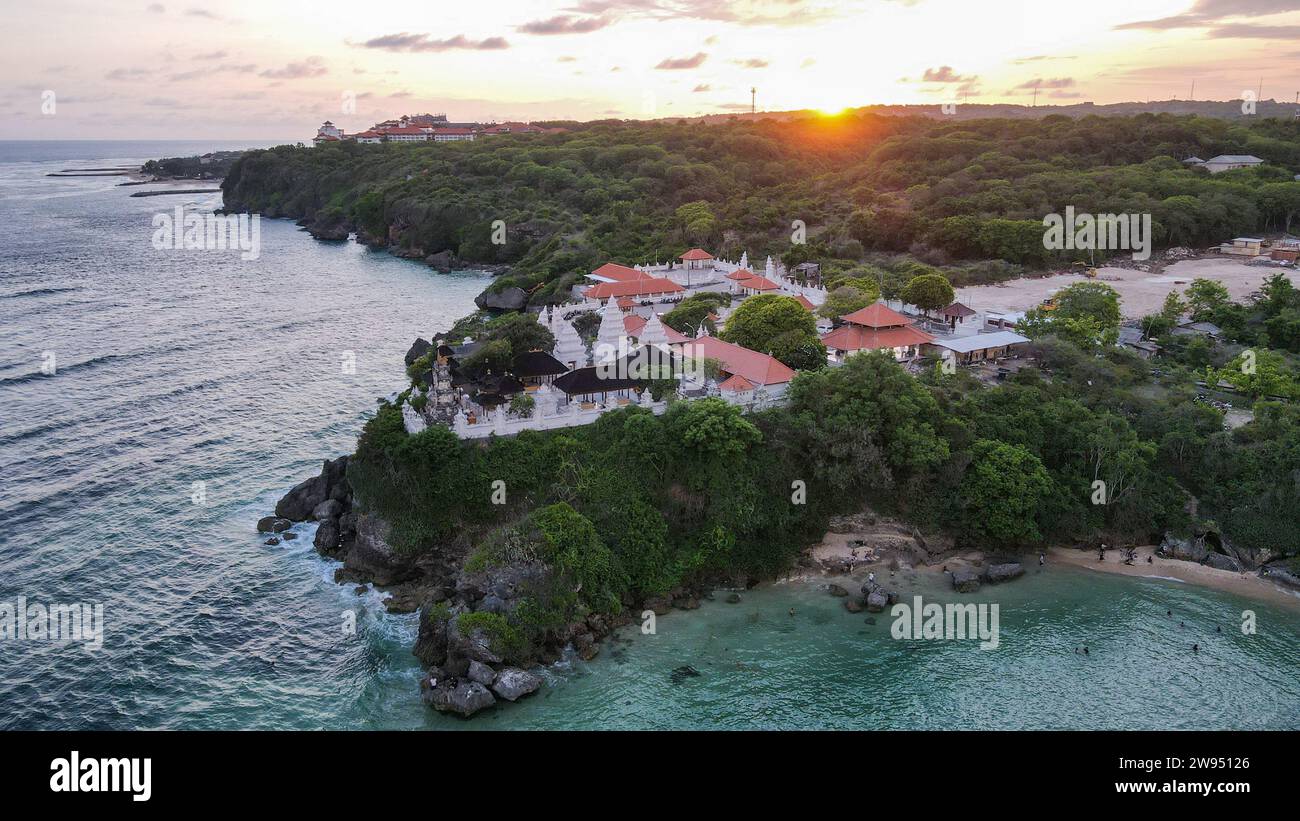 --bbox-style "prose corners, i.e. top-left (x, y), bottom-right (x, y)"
top-left (821, 302), bottom-right (934, 363)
